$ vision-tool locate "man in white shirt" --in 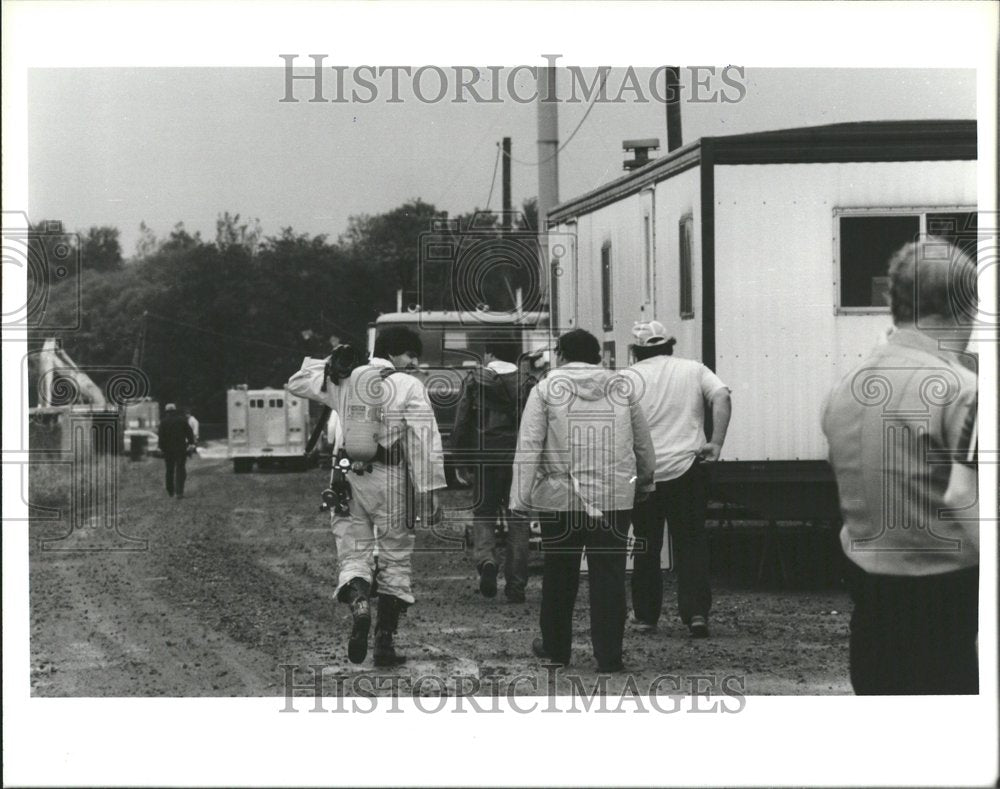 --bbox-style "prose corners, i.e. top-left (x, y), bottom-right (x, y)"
top-left (623, 321), bottom-right (732, 638)
top-left (287, 328), bottom-right (446, 666)
top-left (822, 239), bottom-right (978, 694)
